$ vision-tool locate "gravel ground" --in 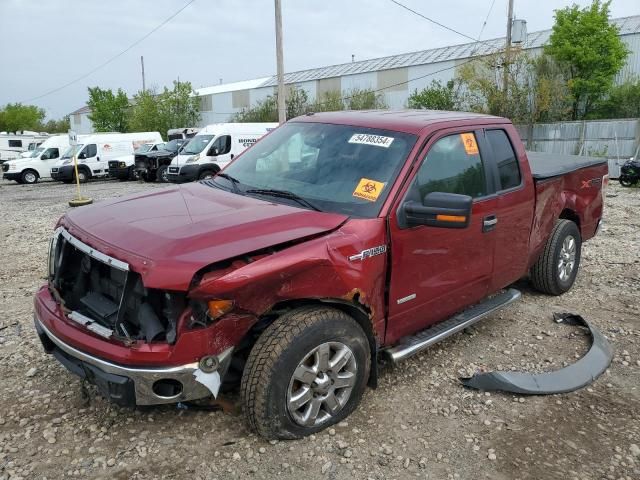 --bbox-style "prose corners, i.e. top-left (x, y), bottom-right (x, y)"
top-left (0, 178), bottom-right (638, 480)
